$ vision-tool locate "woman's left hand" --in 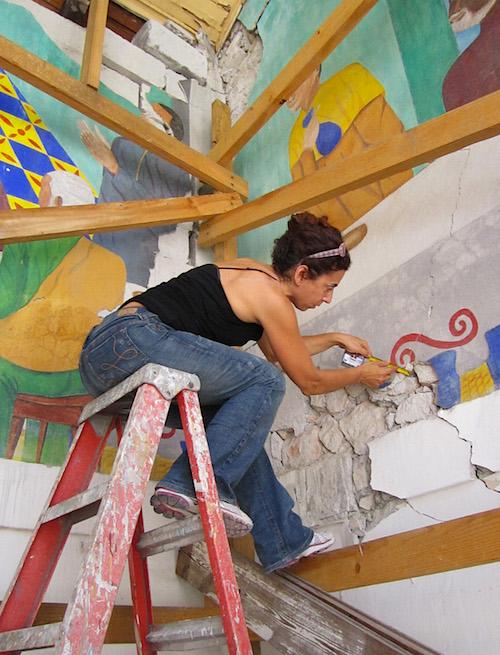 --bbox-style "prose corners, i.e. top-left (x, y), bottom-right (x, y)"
top-left (334, 333), bottom-right (372, 358)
